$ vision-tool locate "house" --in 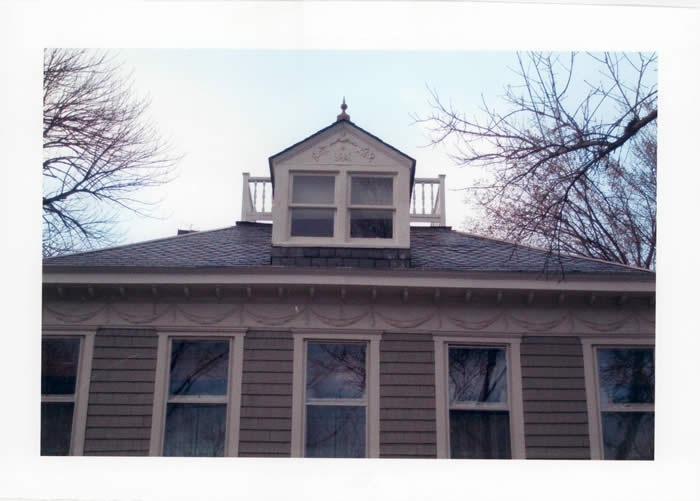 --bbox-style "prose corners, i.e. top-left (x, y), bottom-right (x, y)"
top-left (41, 102), bottom-right (655, 460)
